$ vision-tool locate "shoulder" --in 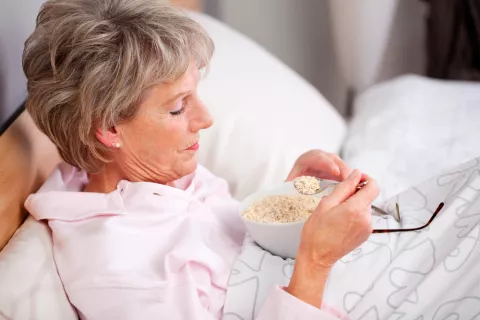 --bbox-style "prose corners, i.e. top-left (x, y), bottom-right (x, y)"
top-left (191, 165), bottom-right (236, 202)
